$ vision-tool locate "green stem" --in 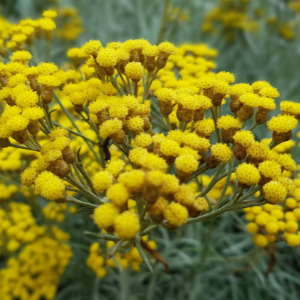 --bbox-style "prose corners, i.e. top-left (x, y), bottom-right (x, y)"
top-left (198, 164), bottom-right (226, 197)
top-left (53, 90), bottom-right (104, 167)
top-left (157, 0), bottom-right (171, 44)
top-left (76, 162), bottom-right (98, 195)
top-left (135, 236), bottom-right (153, 273)
top-left (10, 143), bottom-right (39, 152)
top-left (210, 107), bottom-right (221, 143)
top-left (66, 196), bottom-right (98, 209)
